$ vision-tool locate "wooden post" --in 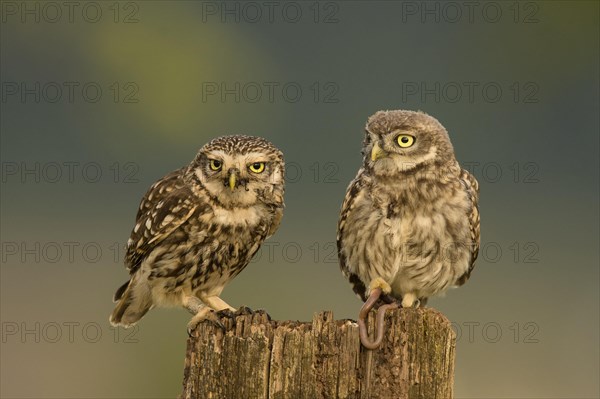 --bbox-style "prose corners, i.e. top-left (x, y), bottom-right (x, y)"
top-left (181, 308), bottom-right (456, 399)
